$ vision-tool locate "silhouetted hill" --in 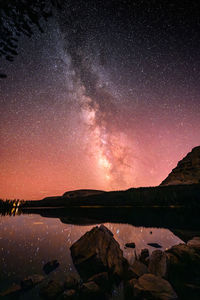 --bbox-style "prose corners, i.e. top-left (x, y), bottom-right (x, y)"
top-left (18, 147), bottom-right (200, 209)
top-left (161, 146), bottom-right (200, 186)
top-left (62, 189), bottom-right (105, 198)
top-left (22, 184), bottom-right (200, 208)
